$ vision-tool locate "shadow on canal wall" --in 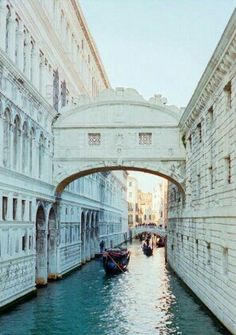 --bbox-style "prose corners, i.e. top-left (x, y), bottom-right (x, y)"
top-left (166, 263), bottom-right (232, 335)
